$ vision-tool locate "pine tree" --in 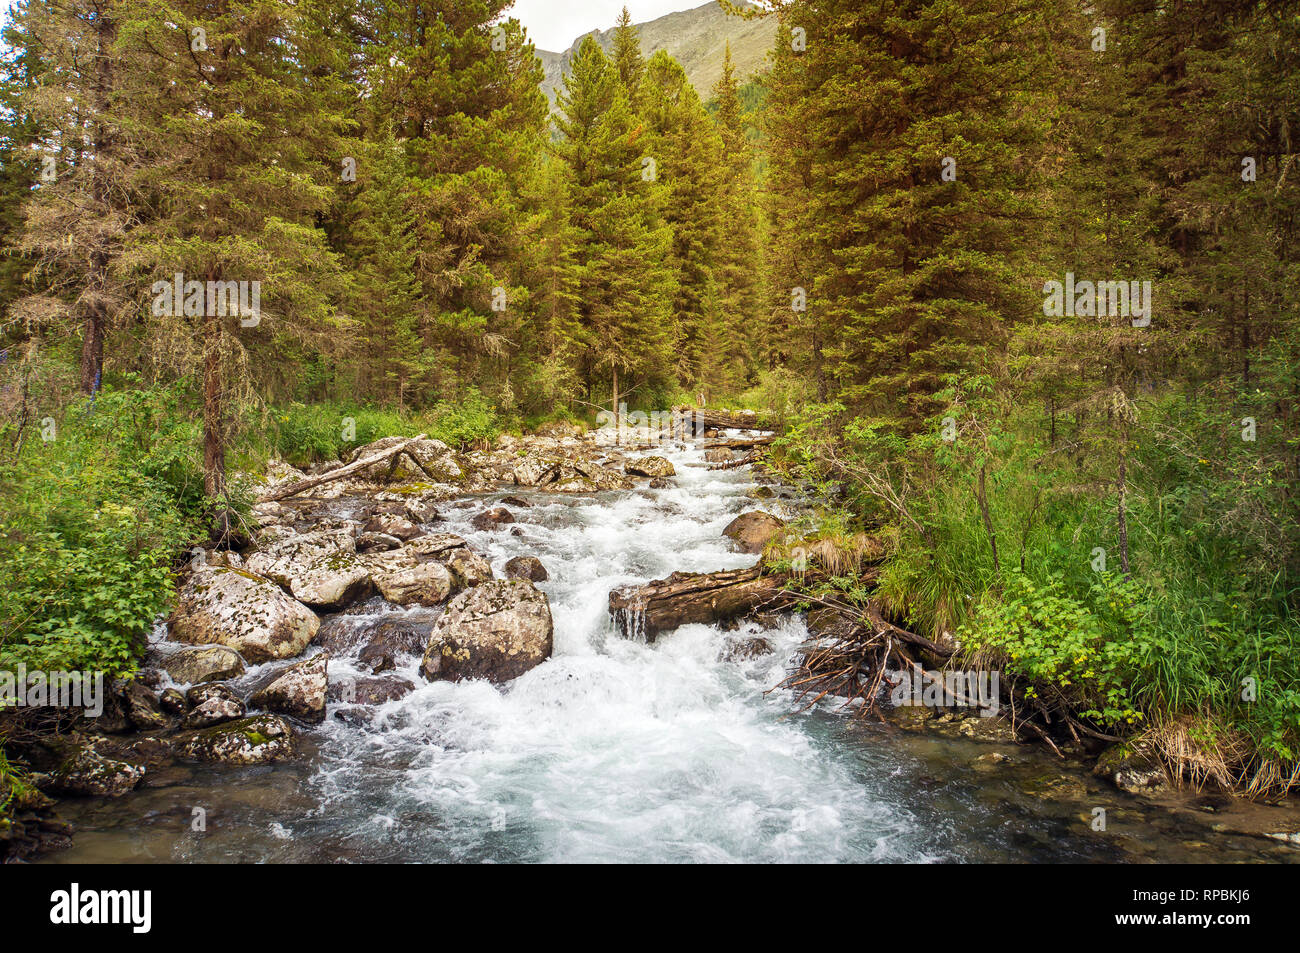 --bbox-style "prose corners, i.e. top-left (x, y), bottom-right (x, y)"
top-left (342, 127), bottom-right (427, 409)
top-left (763, 0), bottom-right (1062, 424)
top-left (11, 0), bottom-right (131, 394)
top-left (611, 5), bottom-right (645, 104)
top-left (555, 36), bottom-right (676, 412)
top-left (711, 41), bottom-right (765, 390)
top-left (640, 50), bottom-right (726, 394)
top-left (361, 3), bottom-right (548, 403)
top-left (113, 0), bottom-right (351, 513)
